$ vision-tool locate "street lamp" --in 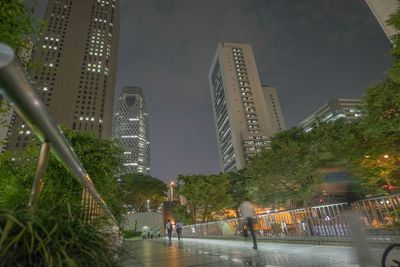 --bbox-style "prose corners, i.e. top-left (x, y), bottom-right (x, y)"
top-left (147, 199), bottom-right (150, 211)
top-left (170, 181), bottom-right (174, 201)
top-left (364, 154), bottom-right (395, 192)
top-left (380, 154), bottom-right (397, 194)
top-left (382, 154), bottom-right (392, 185)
